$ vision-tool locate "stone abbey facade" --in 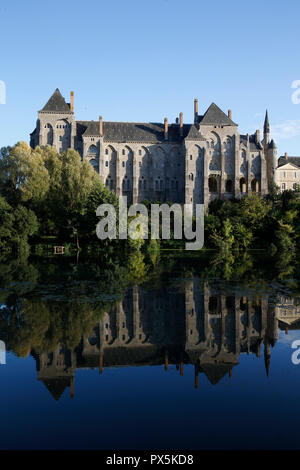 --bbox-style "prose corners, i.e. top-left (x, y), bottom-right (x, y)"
top-left (30, 89), bottom-right (278, 207)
